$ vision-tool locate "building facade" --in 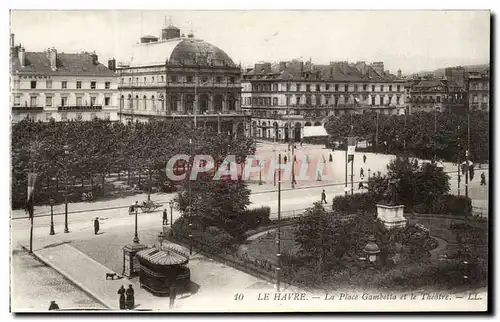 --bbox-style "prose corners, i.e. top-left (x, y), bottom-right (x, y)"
top-left (242, 60), bottom-right (406, 141)
top-left (10, 34), bottom-right (119, 123)
top-left (406, 77), bottom-right (466, 113)
top-left (468, 70), bottom-right (490, 112)
top-left (115, 23), bottom-right (248, 135)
